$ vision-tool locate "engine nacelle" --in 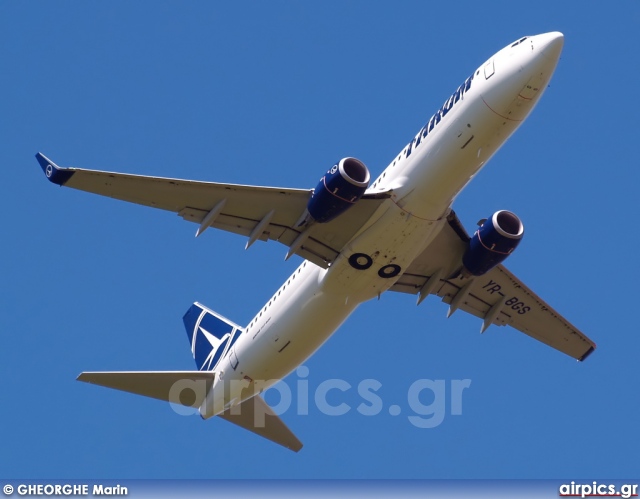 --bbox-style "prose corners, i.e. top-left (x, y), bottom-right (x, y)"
top-left (462, 210), bottom-right (524, 276)
top-left (307, 157), bottom-right (370, 223)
